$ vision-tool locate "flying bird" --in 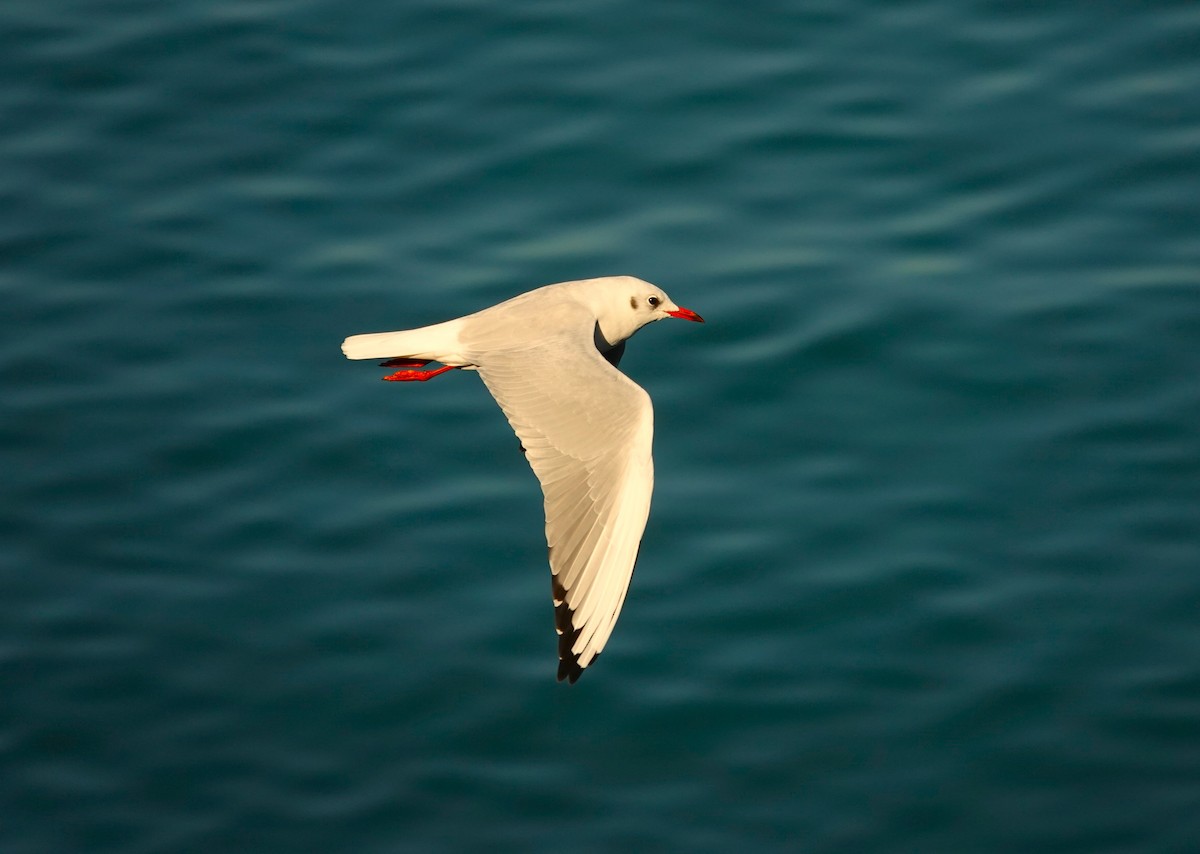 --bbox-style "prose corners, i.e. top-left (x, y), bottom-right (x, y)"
top-left (341, 276), bottom-right (703, 682)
